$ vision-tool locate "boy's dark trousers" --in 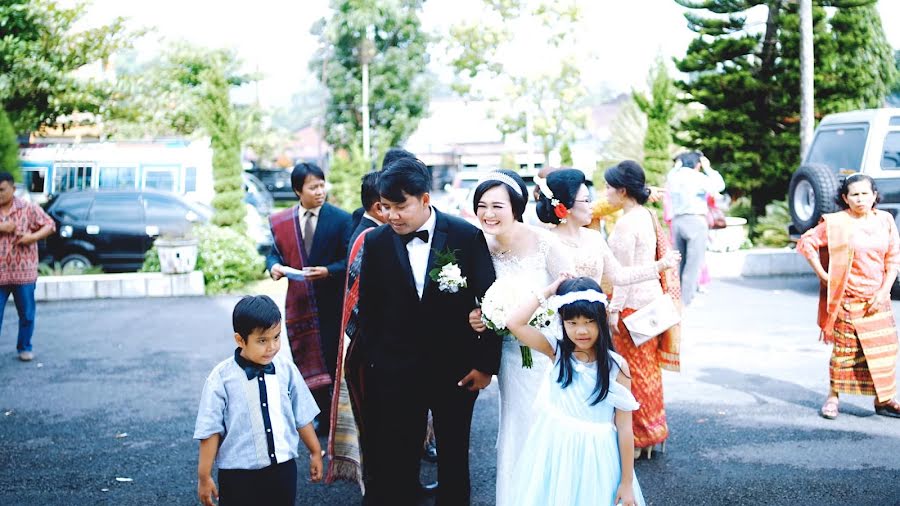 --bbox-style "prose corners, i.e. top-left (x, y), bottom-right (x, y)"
top-left (218, 459), bottom-right (297, 506)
